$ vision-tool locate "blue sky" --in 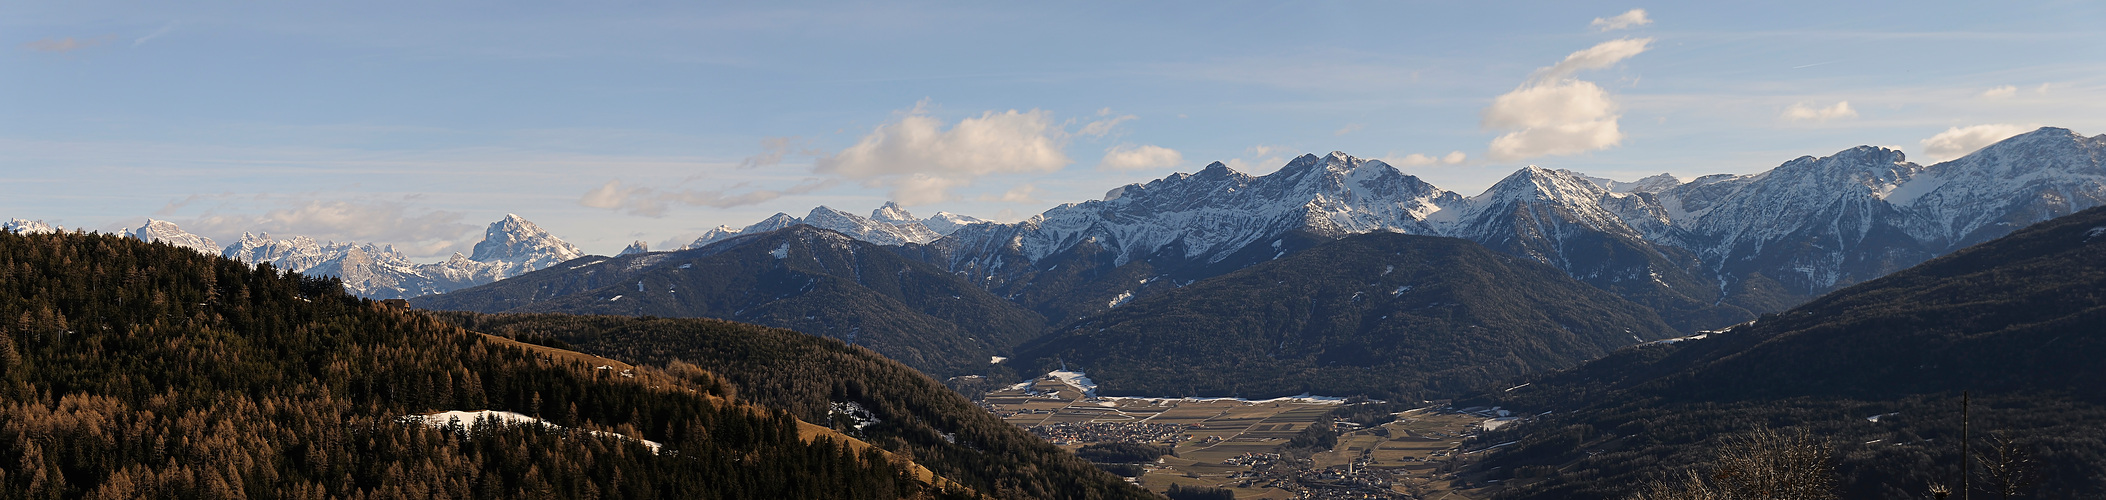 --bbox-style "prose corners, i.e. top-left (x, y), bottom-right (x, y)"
top-left (7, 1), bottom-right (2104, 257)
